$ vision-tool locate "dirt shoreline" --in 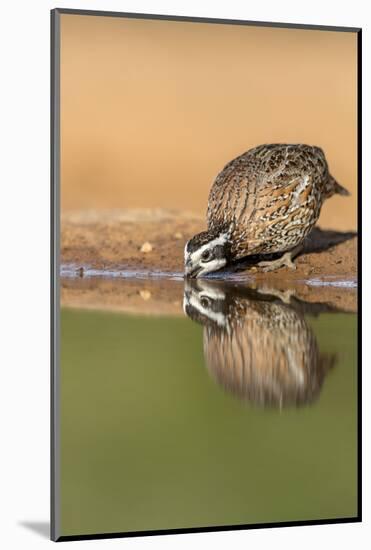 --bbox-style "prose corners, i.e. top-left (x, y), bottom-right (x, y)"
top-left (61, 209), bottom-right (357, 314)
